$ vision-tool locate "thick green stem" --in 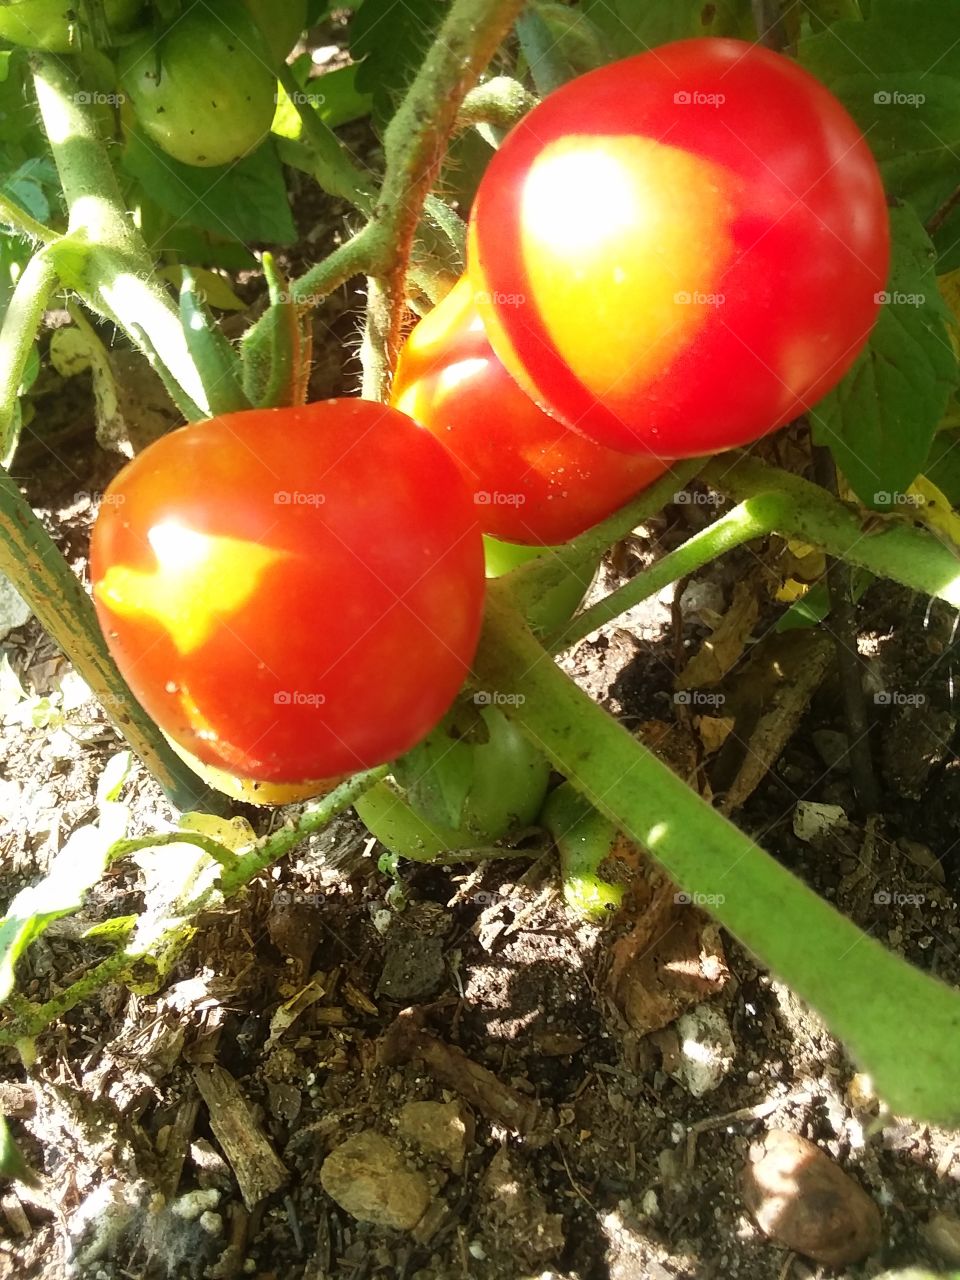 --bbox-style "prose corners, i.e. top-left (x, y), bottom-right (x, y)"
top-left (474, 584), bottom-right (960, 1125)
top-left (550, 499), bottom-right (768, 651)
top-left (0, 248), bottom-right (57, 459)
top-left (505, 461), bottom-right (704, 630)
top-left (0, 473), bottom-right (220, 812)
top-left (32, 54), bottom-right (208, 414)
top-left (704, 454), bottom-right (960, 606)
